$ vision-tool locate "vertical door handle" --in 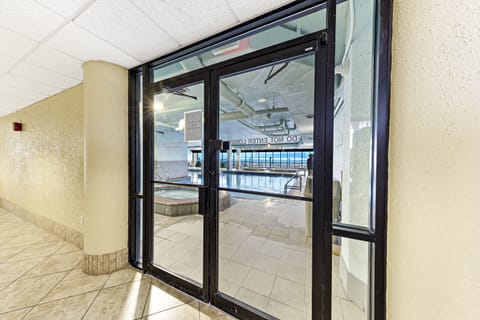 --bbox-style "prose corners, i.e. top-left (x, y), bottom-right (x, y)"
top-left (198, 187), bottom-right (207, 215)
